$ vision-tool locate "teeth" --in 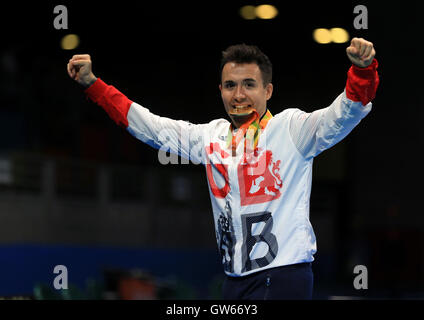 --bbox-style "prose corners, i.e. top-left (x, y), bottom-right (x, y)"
top-left (230, 105), bottom-right (254, 116)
